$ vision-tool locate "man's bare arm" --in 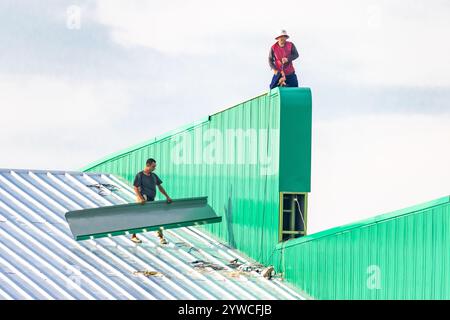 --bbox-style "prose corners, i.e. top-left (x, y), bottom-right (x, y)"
top-left (157, 185), bottom-right (172, 203)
